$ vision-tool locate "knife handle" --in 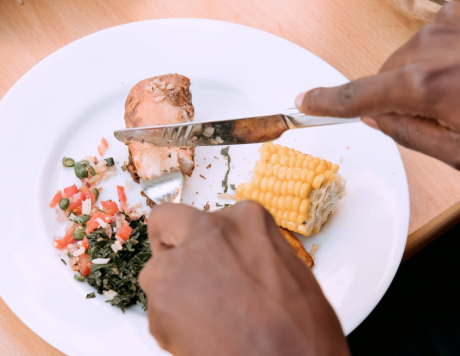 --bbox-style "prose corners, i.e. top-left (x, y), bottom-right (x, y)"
top-left (282, 108), bottom-right (361, 128)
